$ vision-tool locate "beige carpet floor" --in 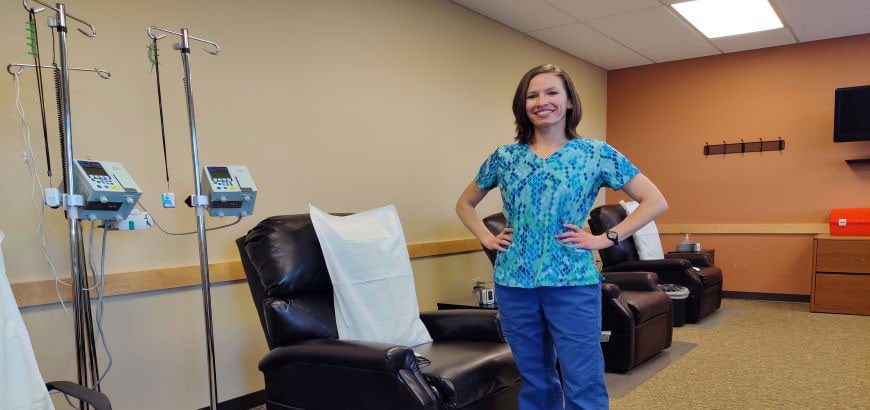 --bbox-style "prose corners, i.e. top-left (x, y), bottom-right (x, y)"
top-left (612, 299), bottom-right (870, 409)
top-left (606, 341), bottom-right (697, 398)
